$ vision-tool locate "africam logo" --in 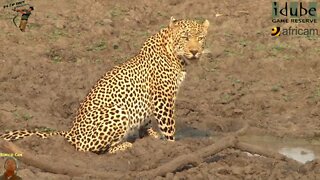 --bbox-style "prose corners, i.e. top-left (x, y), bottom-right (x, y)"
top-left (3, 0), bottom-right (34, 32)
top-left (271, 26), bottom-right (319, 36)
